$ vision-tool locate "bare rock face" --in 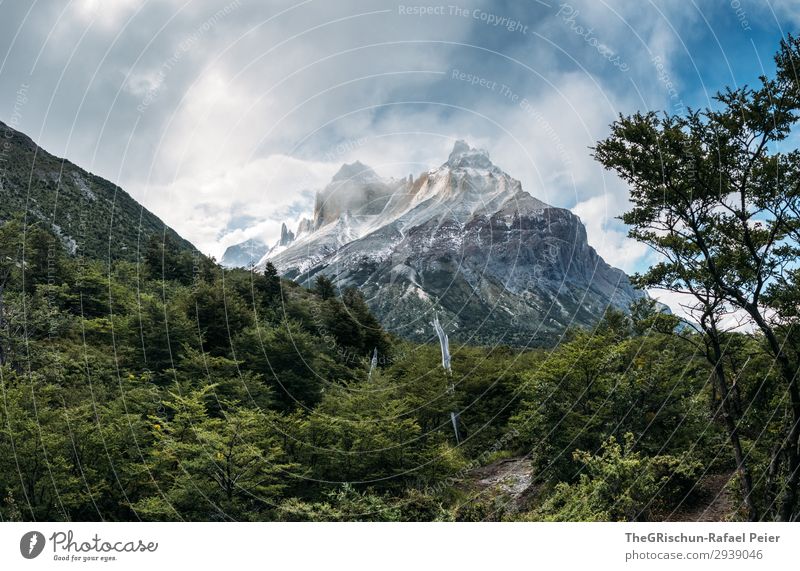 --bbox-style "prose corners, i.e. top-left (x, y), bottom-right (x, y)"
top-left (311, 161), bottom-right (404, 230)
top-left (278, 223), bottom-right (295, 247)
top-left (295, 217), bottom-right (313, 239)
top-left (261, 141), bottom-right (642, 346)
